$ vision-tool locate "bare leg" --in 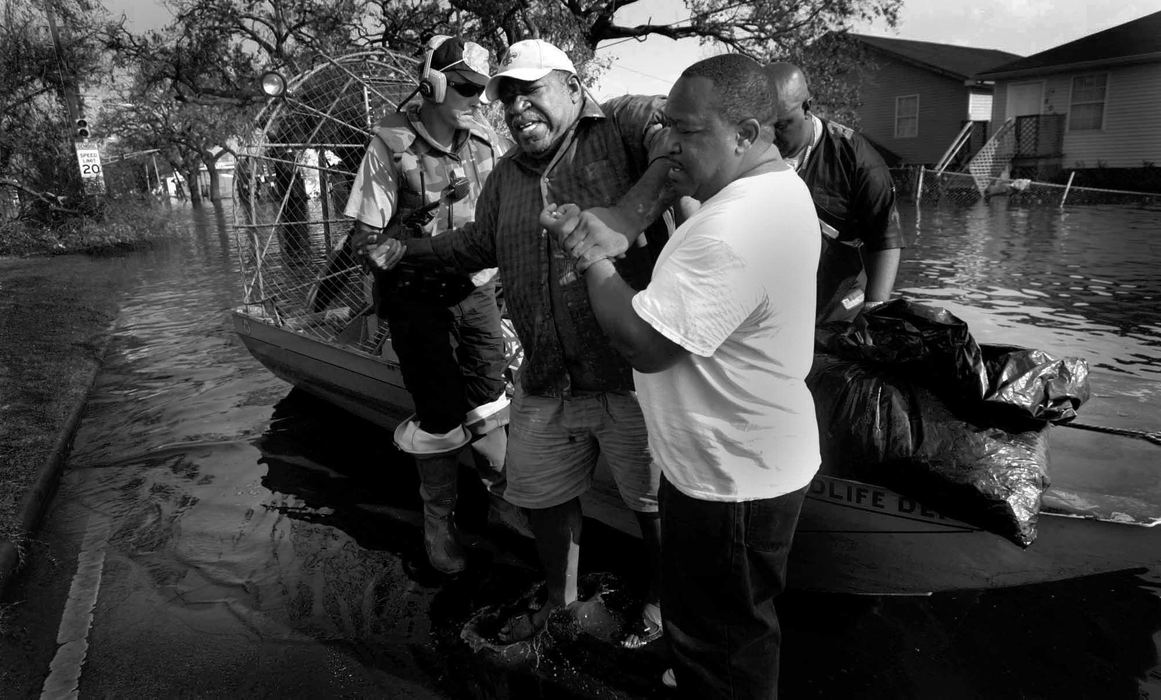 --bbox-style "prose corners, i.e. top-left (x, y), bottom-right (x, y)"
top-left (526, 497), bottom-right (583, 629)
top-left (623, 510), bottom-right (663, 648)
top-left (634, 510), bottom-right (662, 608)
